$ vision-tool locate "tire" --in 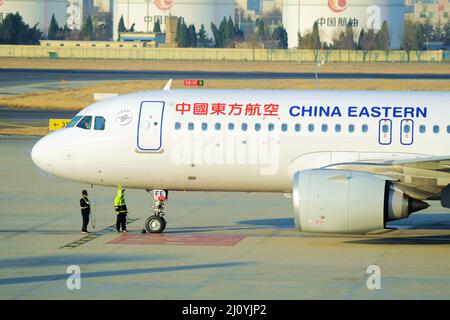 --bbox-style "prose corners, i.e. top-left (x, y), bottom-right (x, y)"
top-left (145, 215), bottom-right (166, 233)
